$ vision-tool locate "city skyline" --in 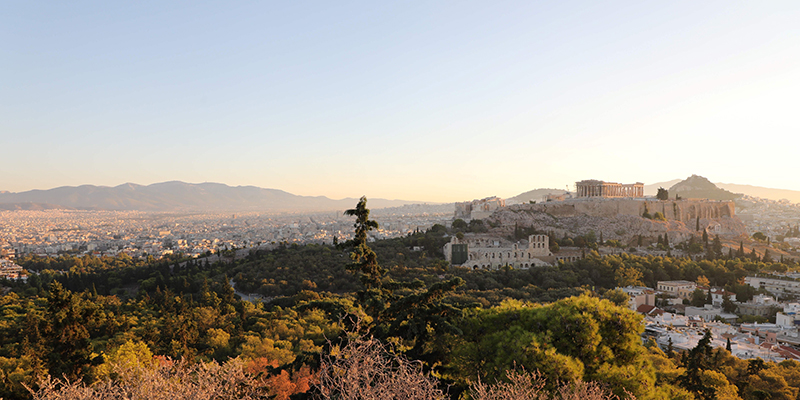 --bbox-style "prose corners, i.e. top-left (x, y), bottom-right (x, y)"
top-left (3, 1), bottom-right (800, 202)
